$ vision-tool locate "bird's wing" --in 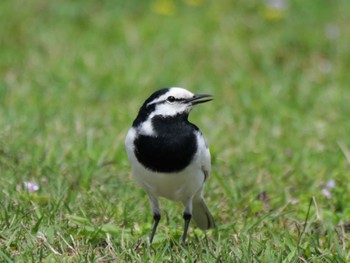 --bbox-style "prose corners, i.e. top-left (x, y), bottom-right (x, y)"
top-left (196, 131), bottom-right (211, 181)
